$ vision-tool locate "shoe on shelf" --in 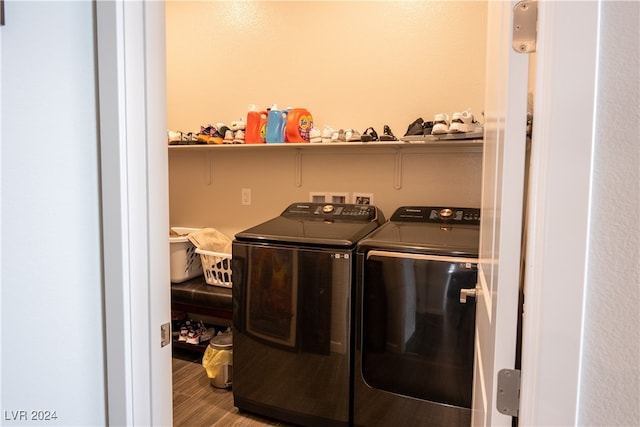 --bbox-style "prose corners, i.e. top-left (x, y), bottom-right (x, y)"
top-left (207, 127), bottom-right (224, 144)
top-left (321, 125), bottom-right (335, 143)
top-left (460, 110), bottom-right (483, 132)
top-left (404, 117), bottom-right (424, 136)
top-left (448, 112), bottom-right (464, 133)
top-left (361, 127), bottom-right (379, 142)
top-left (233, 130), bottom-right (245, 144)
top-left (200, 124), bottom-right (216, 135)
top-left (179, 132), bottom-right (195, 144)
top-left (345, 128), bottom-right (361, 142)
top-left (231, 118), bottom-right (246, 131)
top-left (422, 121), bottom-right (434, 135)
top-left (223, 129), bottom-right (234, 144)
top-left (196, 124), bottom-right (213, 143)
top-left (449, 110), bottom-right (483, 133)
top-left (217, 123), bottom-right (232, 137)
top-left (309, 126), bottom-right (322, 143)
top-left (331, 129), bottom-right (346, 143)
top-left (379, 125), bottom-right (398, 141)
top-left (168, 130), bottom-right (182, 145)
top-left (431, 113), bottom-right (450, 134)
